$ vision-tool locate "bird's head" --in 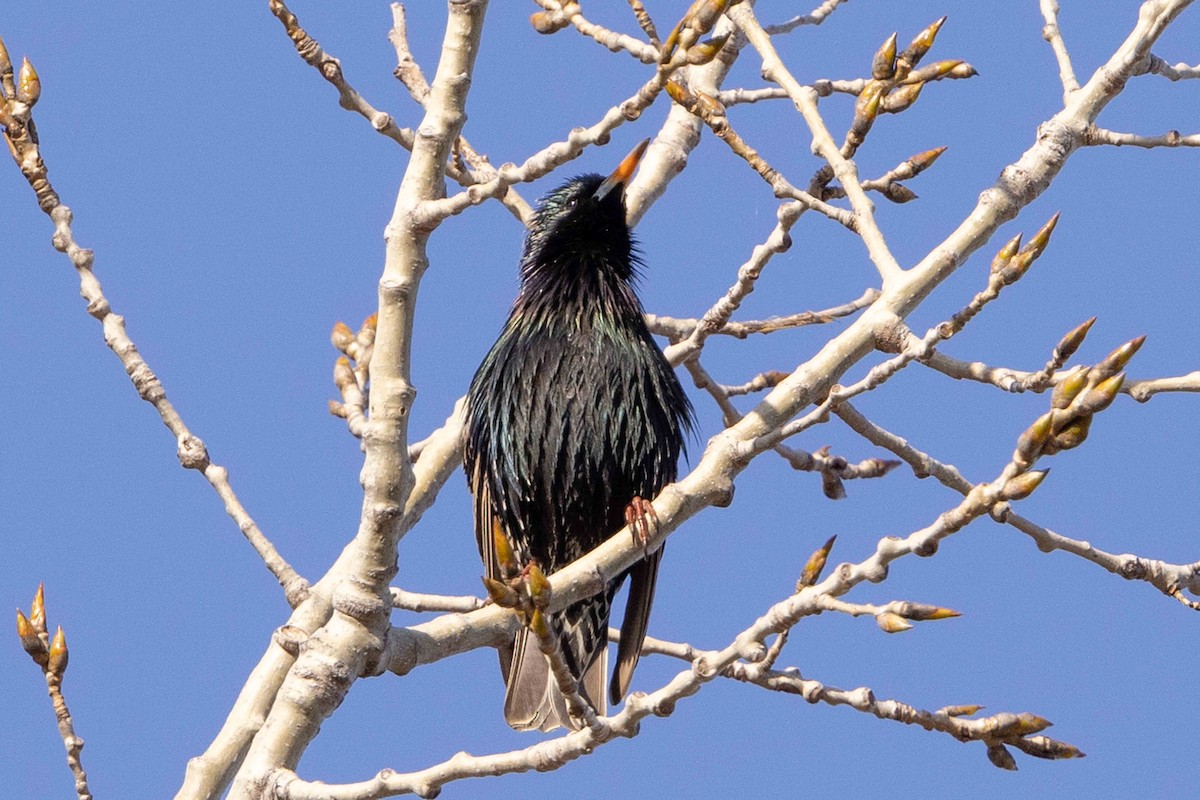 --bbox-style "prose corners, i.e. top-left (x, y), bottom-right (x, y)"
top-left (521, 140), bottom-right (649, 284)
